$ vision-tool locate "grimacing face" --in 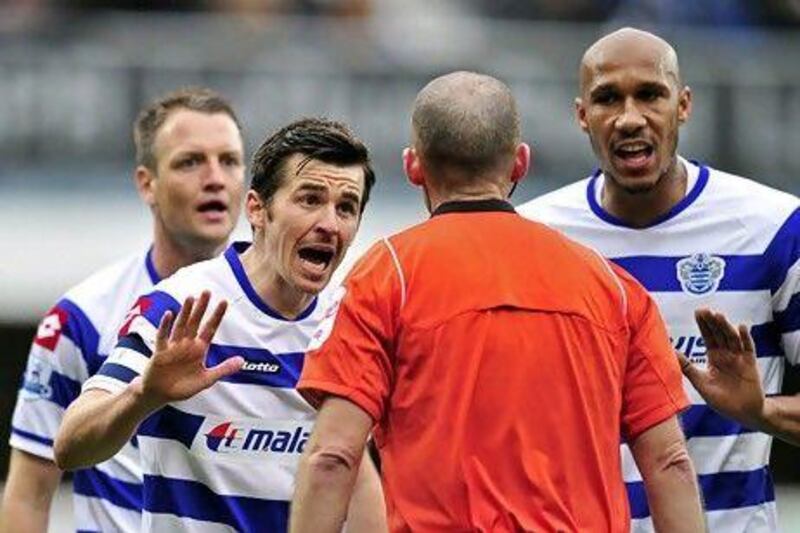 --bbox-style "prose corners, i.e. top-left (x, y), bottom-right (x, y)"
top-left (258, 154), bottom-right (365, 296)
top-left (148, 109), bottom-right (245, 249)
top-left (576, 45), bottom-right (691, 194)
